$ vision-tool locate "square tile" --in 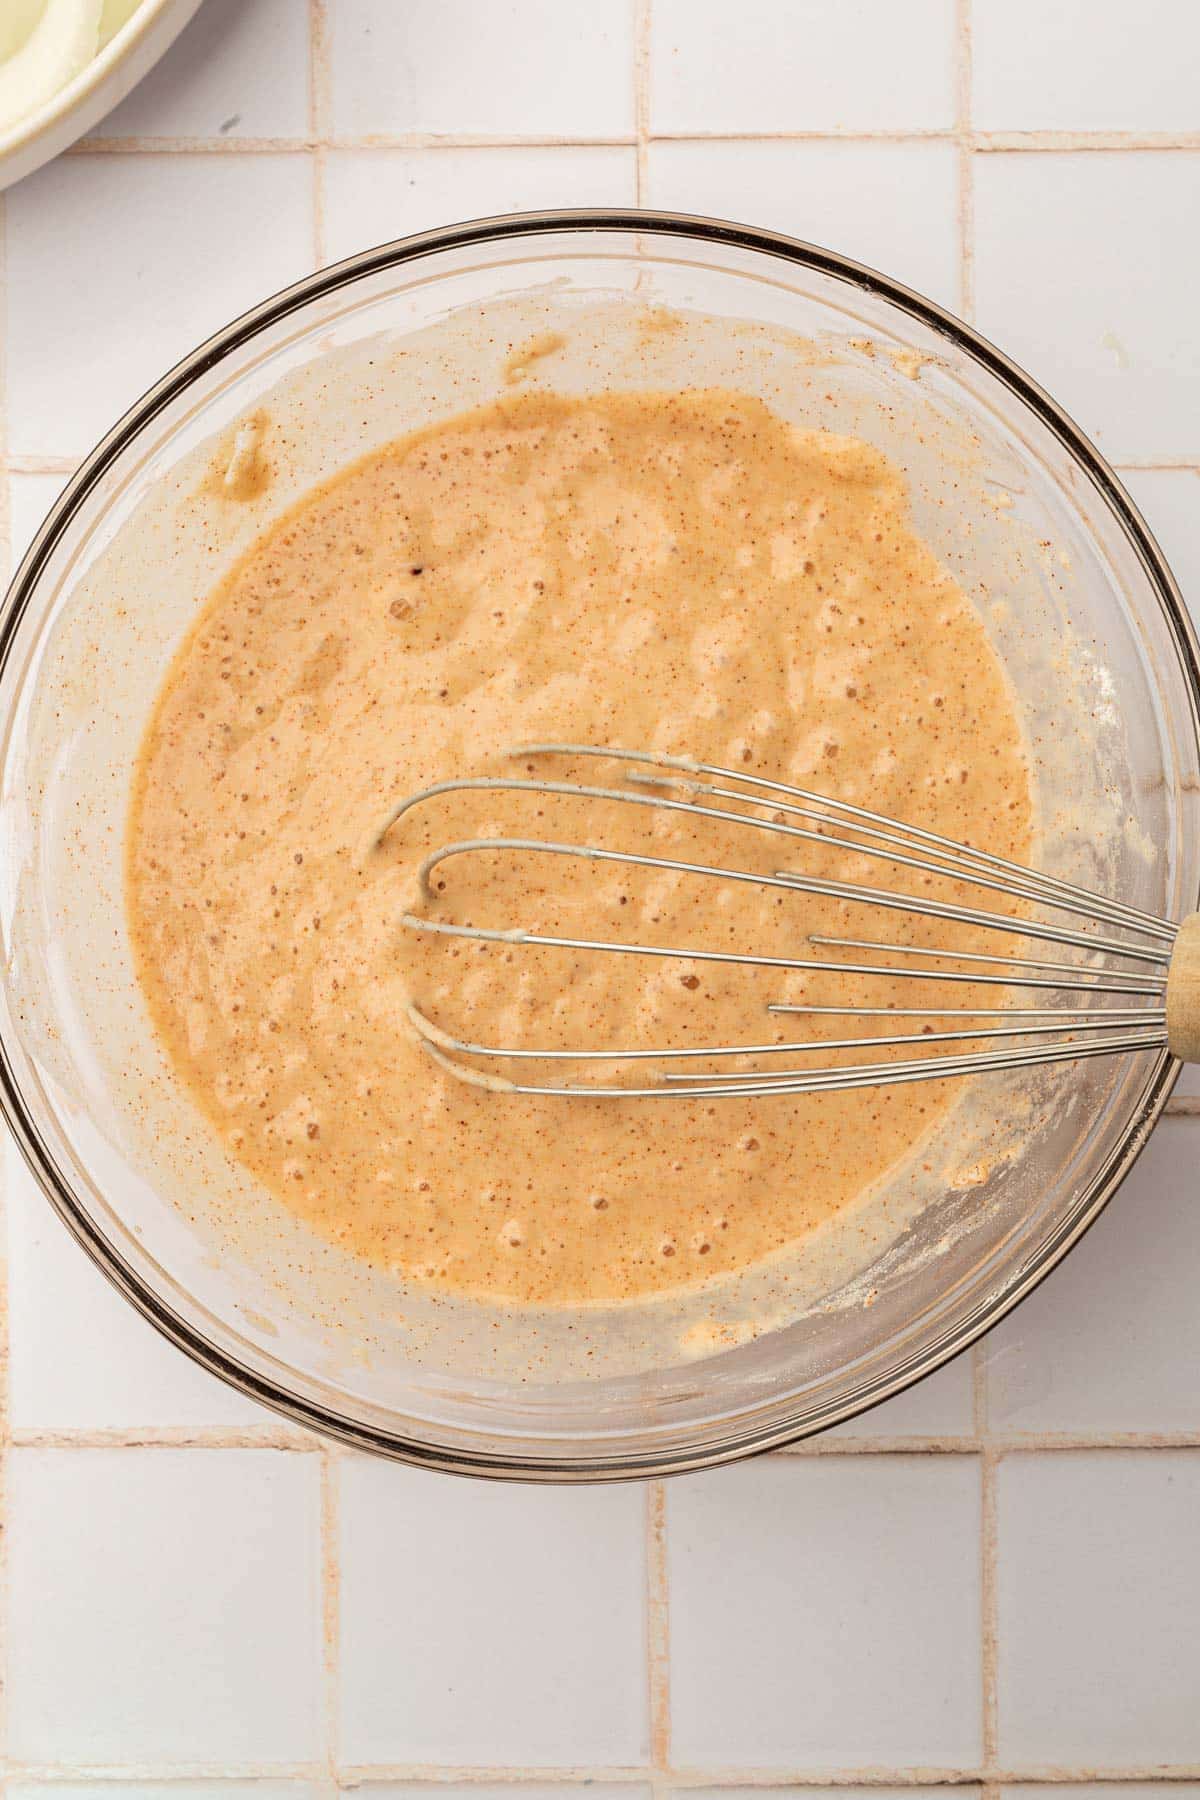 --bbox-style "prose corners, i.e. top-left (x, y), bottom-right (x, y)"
top-left (5, 1133), bottom-right (276, 1429)
top-left (324, 145), bottom-right (637, 263)
top-left (338, 1457), bottom-right (647, 1763)
top-left (91, 0), bottom-right (312, 139)
top-left (996, 1450), bottom-right (1200, 1763)
top-left (824, 1348), bottom-right (975, 1439)
top-left (652, 0), bottom-right (956, 134)
top-left (983, 1120), bottom-right (1200, 1435)
top-left (329, 0), bottom-right (635, 139)
top-left (645, 140), bottom-right (961, 311)
top-left (7, 1447), bottom-right (322, 1762)
top-left (6, 472), bottom-right (69, 583)
top-left (974, 153), bottom-right (1200, 462)
top-left (6, 152), bottom-right (313, 458)
top-left (669, 1455), bottom-right (982, 1766)
top-left (974, 0), bottom-right (1200, 132)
